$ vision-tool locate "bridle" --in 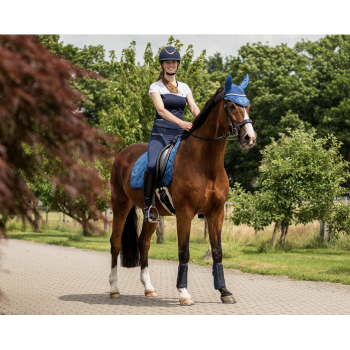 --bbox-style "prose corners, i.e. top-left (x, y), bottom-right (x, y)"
top-left (189, 93), bottom-right (253, 141)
